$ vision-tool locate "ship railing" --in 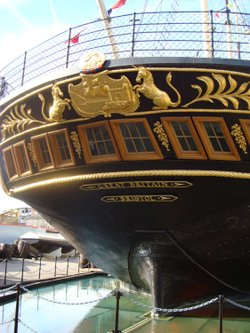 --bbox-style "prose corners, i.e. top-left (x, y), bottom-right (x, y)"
top-left (0, 10), bottom-right (249, 97)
